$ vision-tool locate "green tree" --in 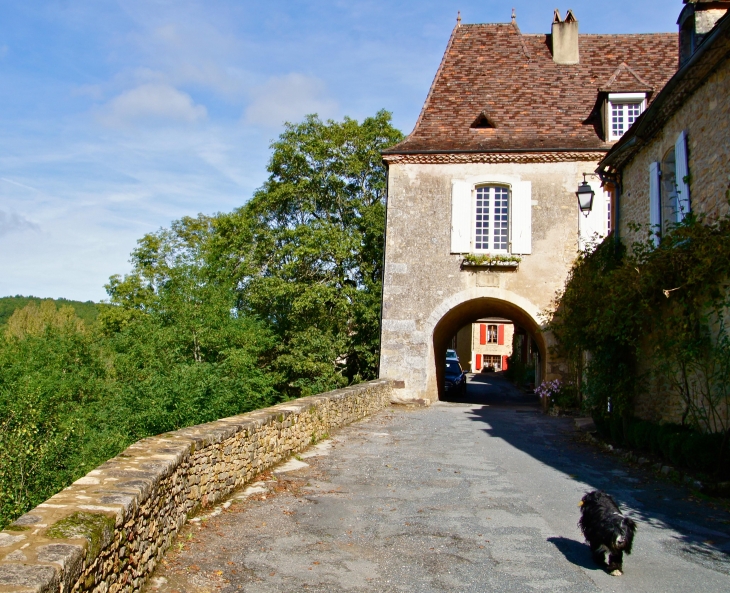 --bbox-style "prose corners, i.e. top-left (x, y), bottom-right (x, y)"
top-left (100, 213), bottom-right (280, 437)
top-left (0, 296), bottom-right (99, 327)
top-left (212, 111), bottom-right (402, 397)
top-left (0, 326), bottom-right (113, 527)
